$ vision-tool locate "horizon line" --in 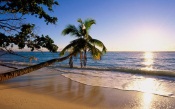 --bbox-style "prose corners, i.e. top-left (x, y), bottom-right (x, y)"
top-left (12, 50), bottom-right (175, 52)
